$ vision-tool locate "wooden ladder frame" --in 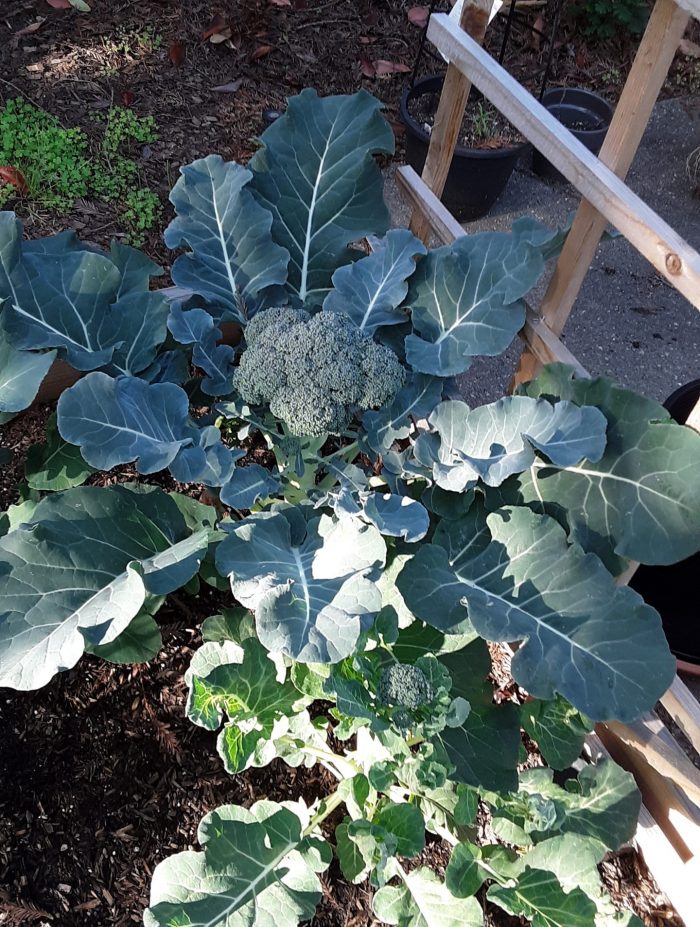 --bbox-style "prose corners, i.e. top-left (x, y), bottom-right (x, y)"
top-left (397, 2), bottom-right (700, 923)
